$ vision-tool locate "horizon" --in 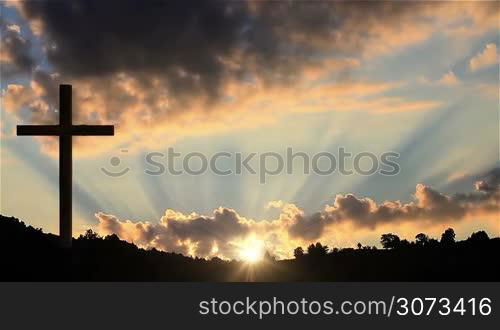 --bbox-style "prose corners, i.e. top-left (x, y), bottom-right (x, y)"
top-left (1, 213), bottom-right (498, 264)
